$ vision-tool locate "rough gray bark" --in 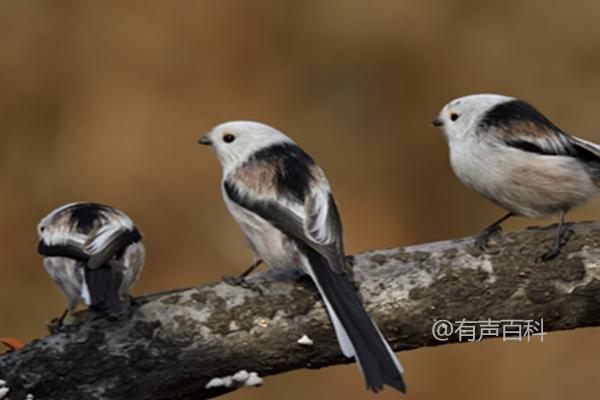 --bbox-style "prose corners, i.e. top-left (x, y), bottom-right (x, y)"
top-left (1, 222), bottom-right (600, 400)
